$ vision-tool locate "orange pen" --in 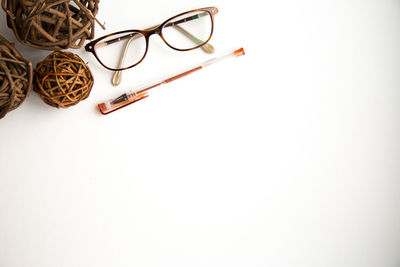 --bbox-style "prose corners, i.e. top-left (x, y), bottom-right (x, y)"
top-left (98, 47), bottom-right (245, 115)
